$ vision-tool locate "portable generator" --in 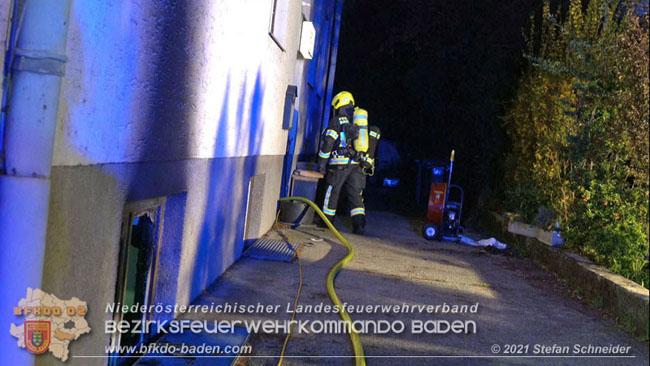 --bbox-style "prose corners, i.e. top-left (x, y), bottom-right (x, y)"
top-left (422, 150), bottom-right (464, 241)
